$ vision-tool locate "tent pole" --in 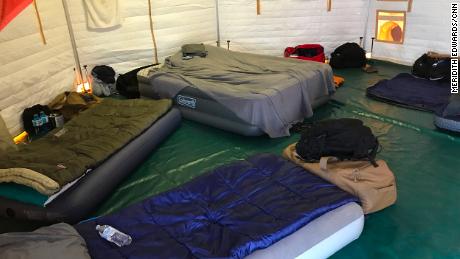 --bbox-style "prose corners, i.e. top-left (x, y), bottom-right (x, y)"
top-left (215, 0), bottom-right (221, 47)
top-left (61, 0), bottom-right (82, 84)
top-left (362, 0), bottom-right (372, 52)
top-left (32, 0), bottom-right (46, 45)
